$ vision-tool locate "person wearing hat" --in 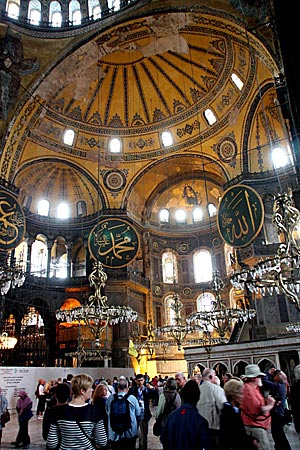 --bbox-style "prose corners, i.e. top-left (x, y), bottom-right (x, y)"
top-left (240, 364), bottom-right (275, 450)
top-left (11, 390), bottom-right (33, 449)
top-left (160, 379), bottom-right (212, 450)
